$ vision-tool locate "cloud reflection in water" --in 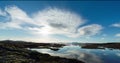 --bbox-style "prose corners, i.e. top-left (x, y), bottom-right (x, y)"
top-left (32, 45), bottom-right (103, 63)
